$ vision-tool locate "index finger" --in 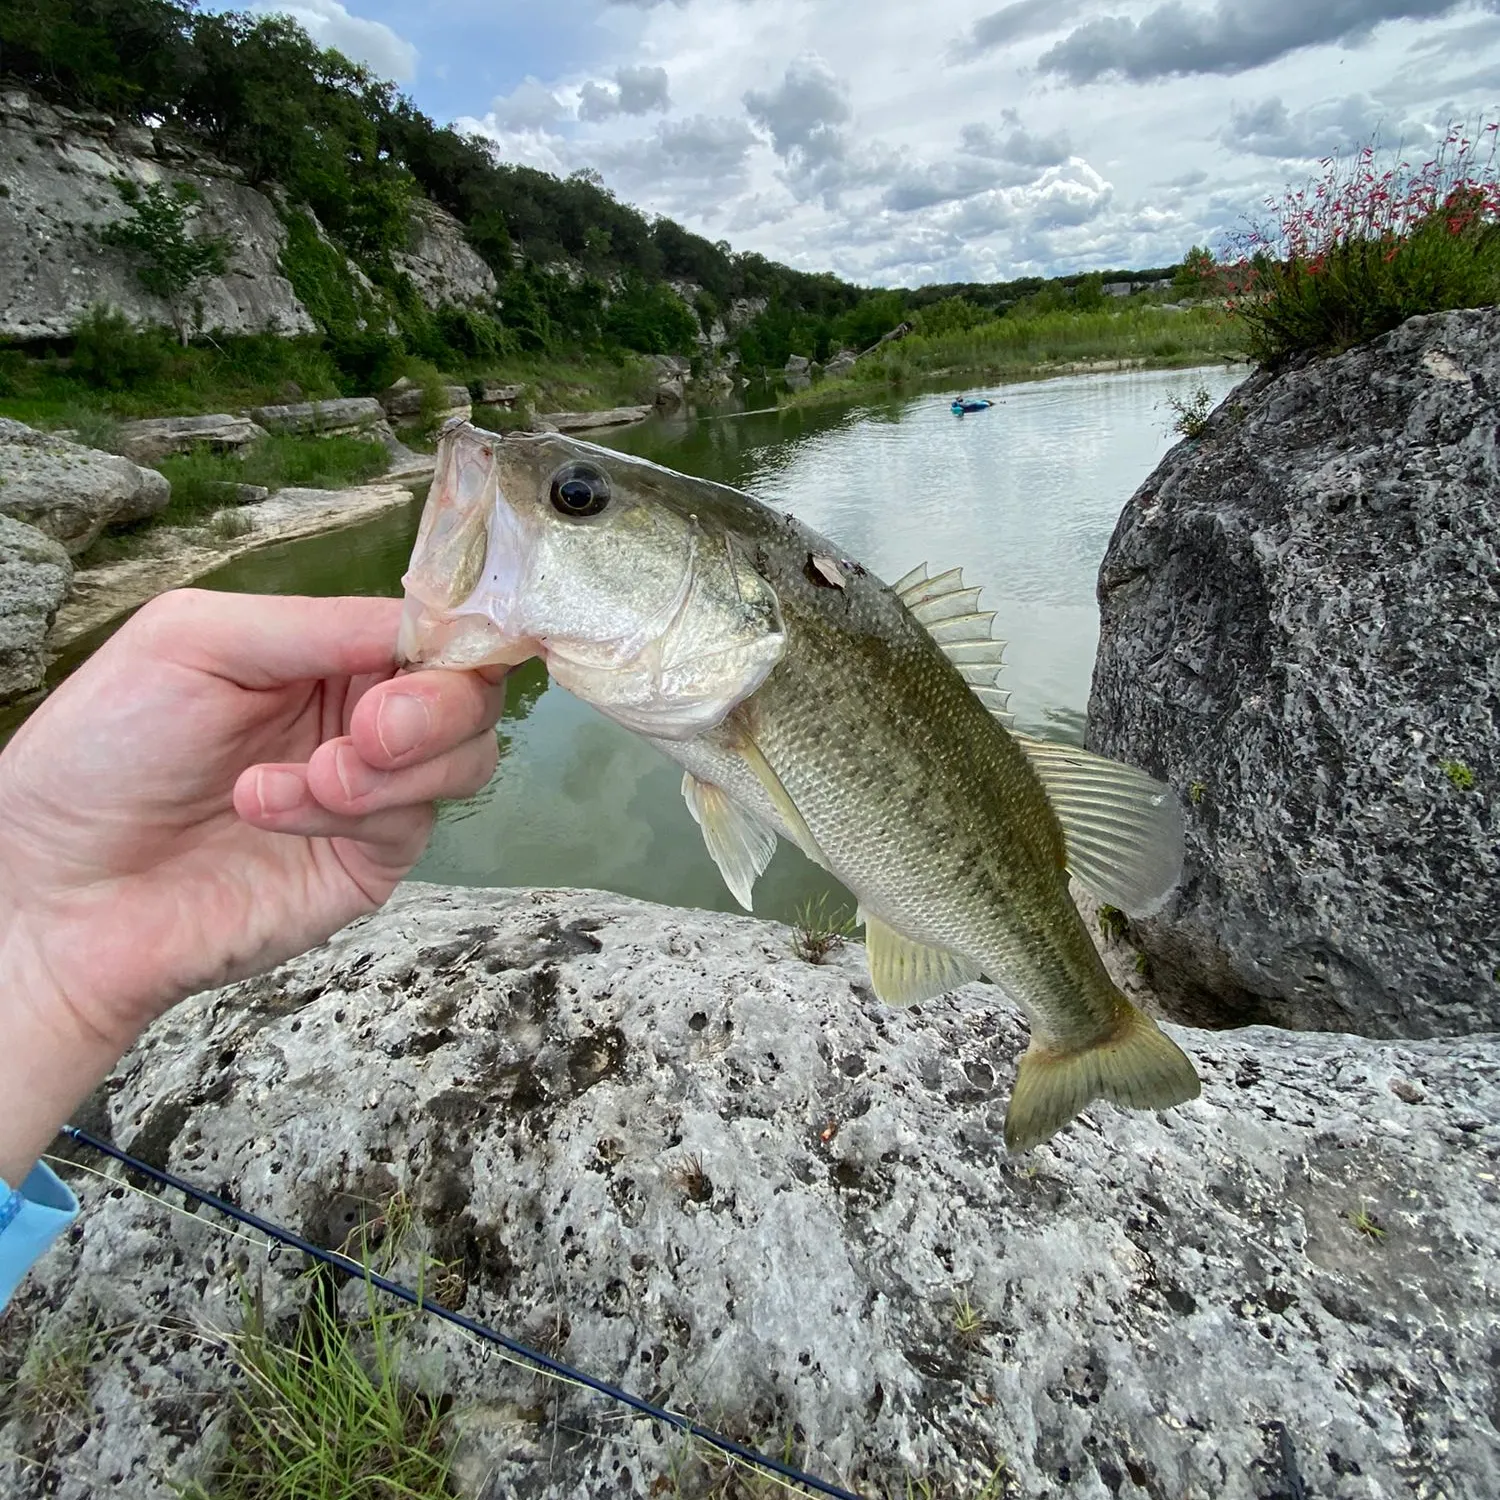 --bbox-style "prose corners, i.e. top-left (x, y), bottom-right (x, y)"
top-left (129, 590), bottom-right (404, 688)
